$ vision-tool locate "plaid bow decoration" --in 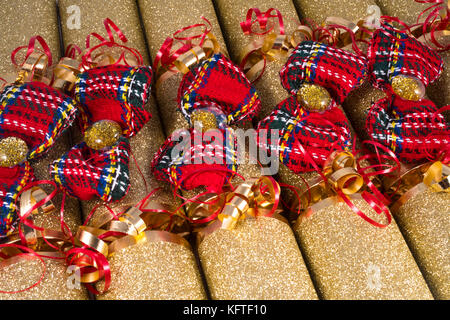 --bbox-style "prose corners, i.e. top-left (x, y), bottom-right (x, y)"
top-left (75, 64), bottom-right (153, 137)
top-left (258, 95), bottom-right (352, 172)
top-left (178, 53), bottom-right (261, 125)
top-left (279, 41), bottom-right (368, 105)
top-left (50, 137), bottom-right (131, 202)
top-left (151, 127), bottom-right (237, 192)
